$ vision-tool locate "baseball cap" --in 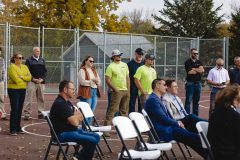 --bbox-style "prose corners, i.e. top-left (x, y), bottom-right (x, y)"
top-left (111, 49), bottom-right (123, 57)
top-left (135, 48), bottom-right (144, 55)
top-left (145, 53), bottom-right (155, 60)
